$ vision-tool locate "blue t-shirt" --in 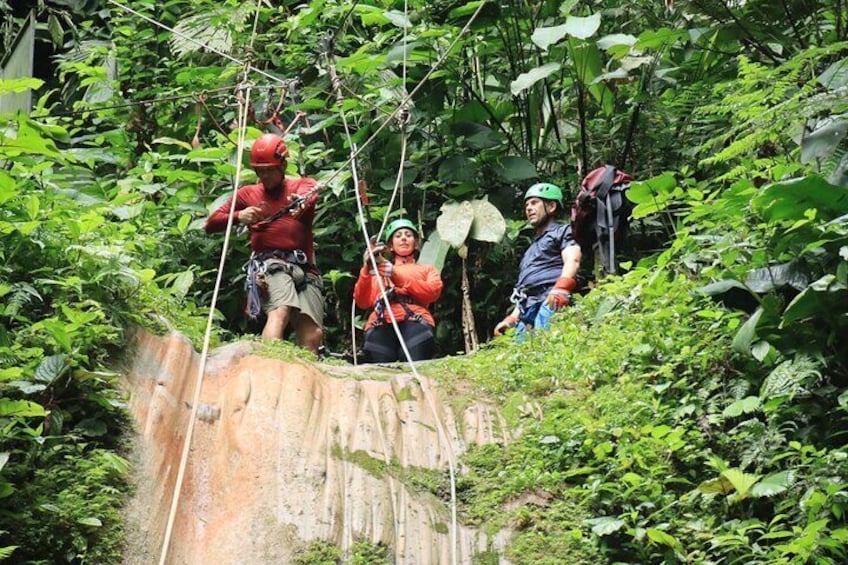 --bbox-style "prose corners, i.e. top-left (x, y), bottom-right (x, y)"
top-left (515, 222), bottom-right (577, 310)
